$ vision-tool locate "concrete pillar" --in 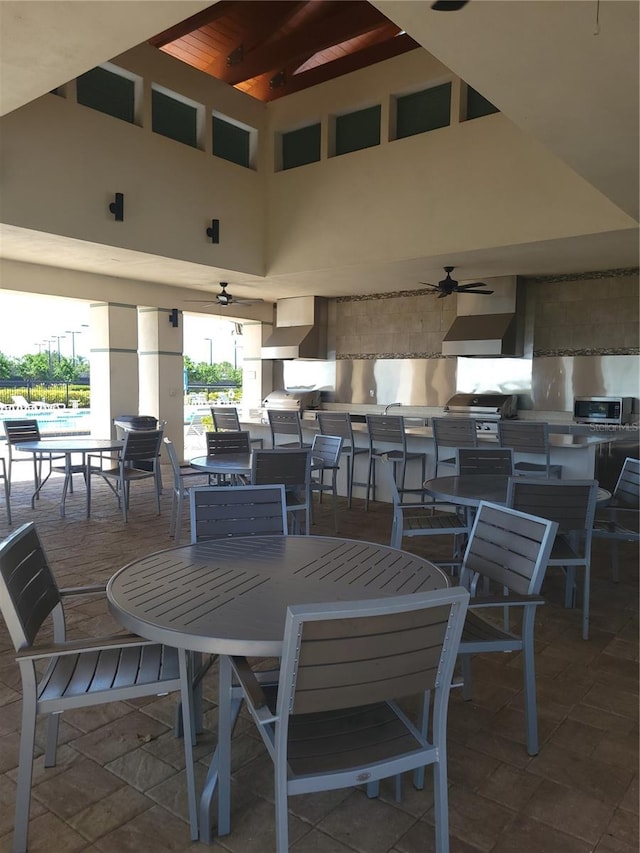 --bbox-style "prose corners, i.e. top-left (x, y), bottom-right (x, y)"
top-left (138, 306), bottom-right (185, 460)
top-left (89, 302), bottom-right (139, 437)
top-left (241, 319), bottom-right (272, 414)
